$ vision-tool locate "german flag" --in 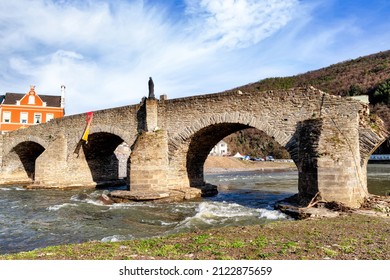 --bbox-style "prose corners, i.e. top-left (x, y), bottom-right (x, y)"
top-left (74, 112), bottom-right (93, 156)
top-left (81, 112), bottom-right (93, 143)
